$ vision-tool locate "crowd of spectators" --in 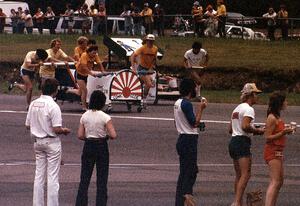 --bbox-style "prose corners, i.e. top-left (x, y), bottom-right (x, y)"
top-left (0, 1), bottom-right (294, 40)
